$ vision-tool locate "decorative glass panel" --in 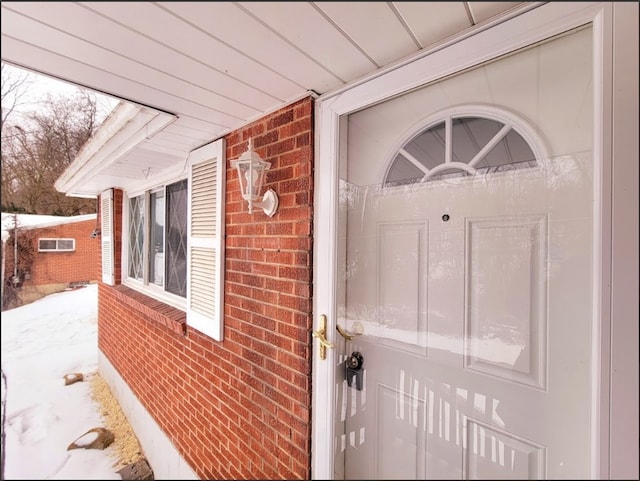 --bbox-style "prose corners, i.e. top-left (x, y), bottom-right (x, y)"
top-left (404, 121), bottom-right (446, 170)
top-left (384, 116), bottom-right (537, 186)
top-left (128, 195), bottom-right (144, 280)
top-left (480, 128), bottom-right (537, 172)
top-left (451, 117), bottom-right (503, 164)
top-left (165, 180), bottom-right (188, 297)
